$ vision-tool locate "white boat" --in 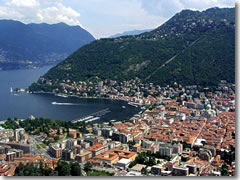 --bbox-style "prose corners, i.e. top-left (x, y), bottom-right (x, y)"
top-left (55, 94), bottom-right (68, 98)
top-left (51, 102), bottom-right (80, 105)
top-left (128, 102), bottom-right (138, 107)
top-left (10, 87), bottom-right (13, 93)
top-left (122, 106), bottom-right (126, 109)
